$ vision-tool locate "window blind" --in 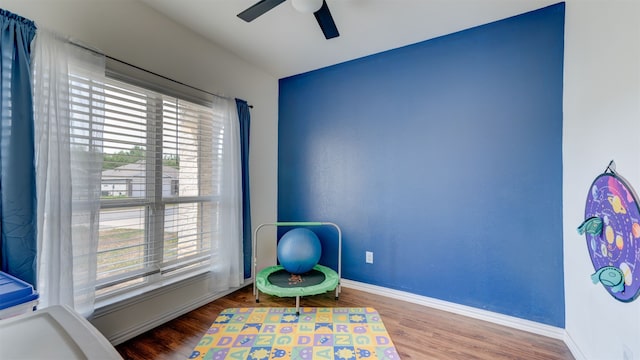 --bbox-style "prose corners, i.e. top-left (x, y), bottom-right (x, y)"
top-left (69, 73), bottom-right (224, 297)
